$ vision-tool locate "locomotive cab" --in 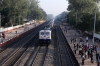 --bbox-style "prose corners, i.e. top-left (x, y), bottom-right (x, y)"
top-left (39, 30), bottom-right (51, 45)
